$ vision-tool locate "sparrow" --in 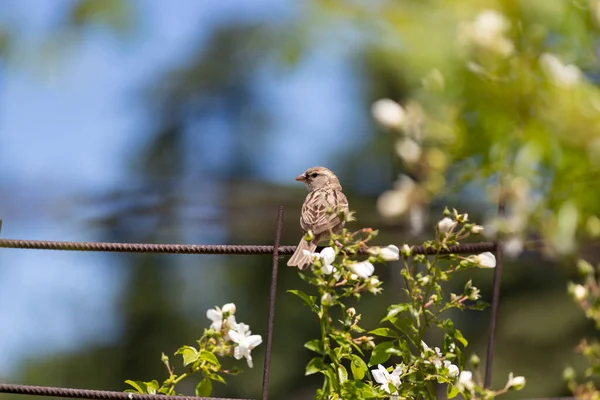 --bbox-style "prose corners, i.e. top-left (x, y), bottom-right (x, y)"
top-left (287, 166), bottom-right (349, 269)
